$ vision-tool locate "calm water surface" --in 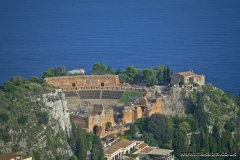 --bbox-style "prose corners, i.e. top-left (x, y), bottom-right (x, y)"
top-left (0, 0), bottom-right (240, 95)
